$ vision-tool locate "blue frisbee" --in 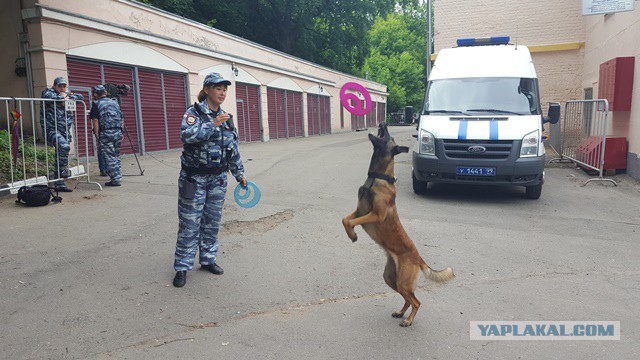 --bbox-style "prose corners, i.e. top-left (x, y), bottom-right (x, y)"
top-left (234, 181), bottom-right (261, 208)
